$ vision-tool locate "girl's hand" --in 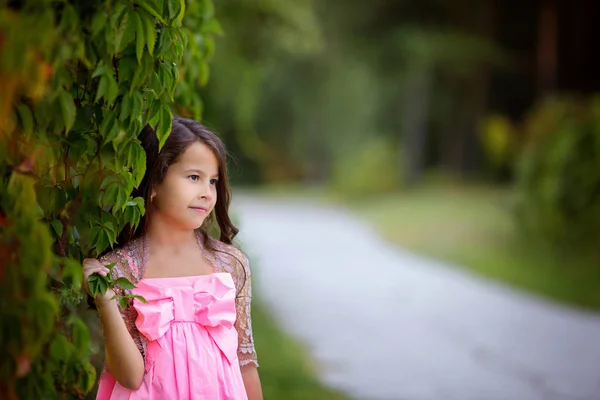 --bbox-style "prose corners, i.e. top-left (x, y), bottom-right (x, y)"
top-left (83, 258), bottom-right (115, 303)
